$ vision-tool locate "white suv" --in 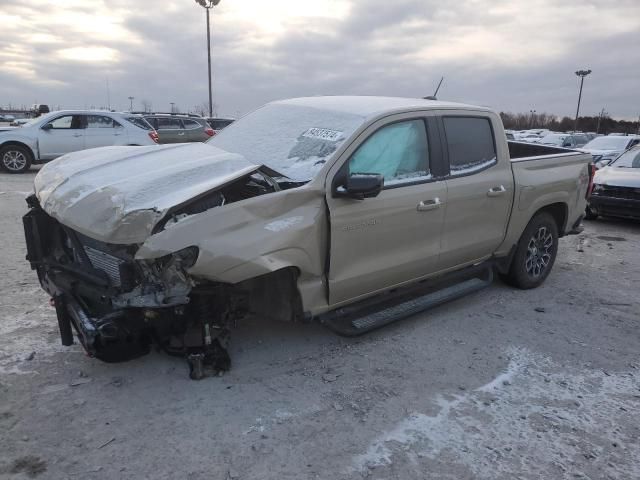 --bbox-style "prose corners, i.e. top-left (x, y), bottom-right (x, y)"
top-left (0, 110), bottom-right (159, 173)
